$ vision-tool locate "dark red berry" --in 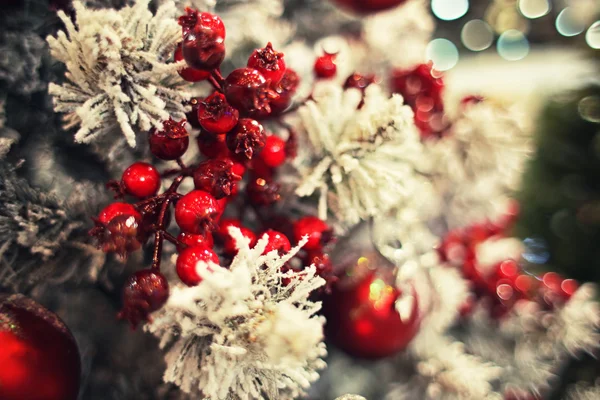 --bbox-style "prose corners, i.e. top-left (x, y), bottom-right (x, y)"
top-left (261, 229), bottom-right (291, 255)
top-left (149, 118), bottom-right (189, 160)
top-left (103, 214), bottom-right (143, 257)
top-left (304, 250), bottom-right (337, 292)
top-left (186, 98), bottom-right (202, 128)
top-left (193, 159), bottom-right (241, 199)
top-left (174, 43), bottom-right (211, 82)
top-left (177, 231), bottom-right (214, 251)
top-left (247, 42), bottom-right (286, 84)
top-left (246, 177), bottom-right (280, 206)
top-left (314, 53), bottom-right (337, 79)
top-left (118, 269), bottom-right (169, 329)
top-left (197, 131), bottom-right (230, 159)
top-left (121, 162), bottom-right (161, 198)
top-left (178, 8), bottom-right (225, 39)
top-left (217, 220), bottom-right (257, 254)
top-left (98, 202), bottom-right (141, 225)
top-left (226, 118), bottom-right (266, 160)
top-left (224, 68), bottom-right (278, 116)
top-left (259, 135), bottom-right (286, 168)
top-left (344, 73), bottom-right (375, 91)
top-left (197, 92), bottom-right (239, 135)
top-left (293, 216), bottom-right (332, 250)
top-left (270, 68), bottom-right (300, 115)
top-left (175, 190), bottom-right (220, 234)
top-left (217, 218), bottom-right (242, 235)
top-left (176, 245), bottom-right (219, 286)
